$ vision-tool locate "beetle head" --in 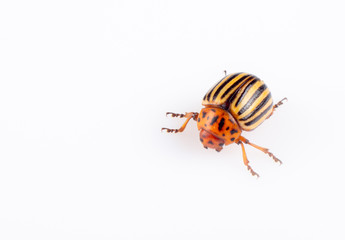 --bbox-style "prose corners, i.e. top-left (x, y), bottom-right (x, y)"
top-left (199, 128), bottom-right (225, 152)
top-left (197, 106), bottom-right (242, 149)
